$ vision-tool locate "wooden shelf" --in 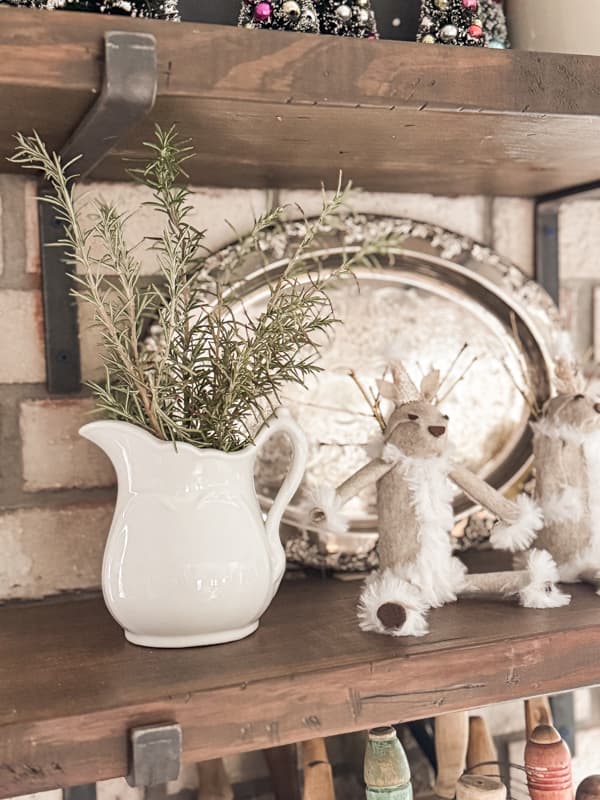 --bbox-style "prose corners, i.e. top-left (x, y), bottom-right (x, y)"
top-left (2, 576), bottom-right (600, 798)
top-left (2, 8), bottom-right (600, 195)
